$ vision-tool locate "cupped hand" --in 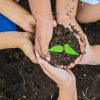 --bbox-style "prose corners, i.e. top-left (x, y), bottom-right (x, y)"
top-left (35, 50), bottom-right (75, 87)
top-left (68, 34), bottom-right (94, 68)
top-left (35, 19), bottom-right (57, 61)
top-left (18, 32), bottom-right (37, 63)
